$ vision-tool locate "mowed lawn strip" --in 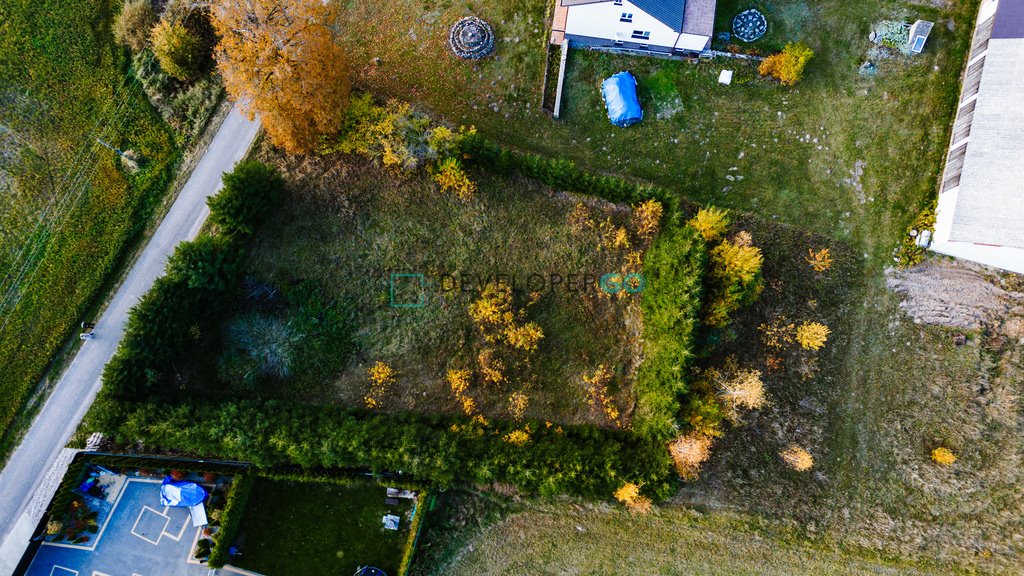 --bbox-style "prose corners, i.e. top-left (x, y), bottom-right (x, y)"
top-left (414, 491), bottom-right (975, 576)
top-left (233, 478), bottom-right (413, 576)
